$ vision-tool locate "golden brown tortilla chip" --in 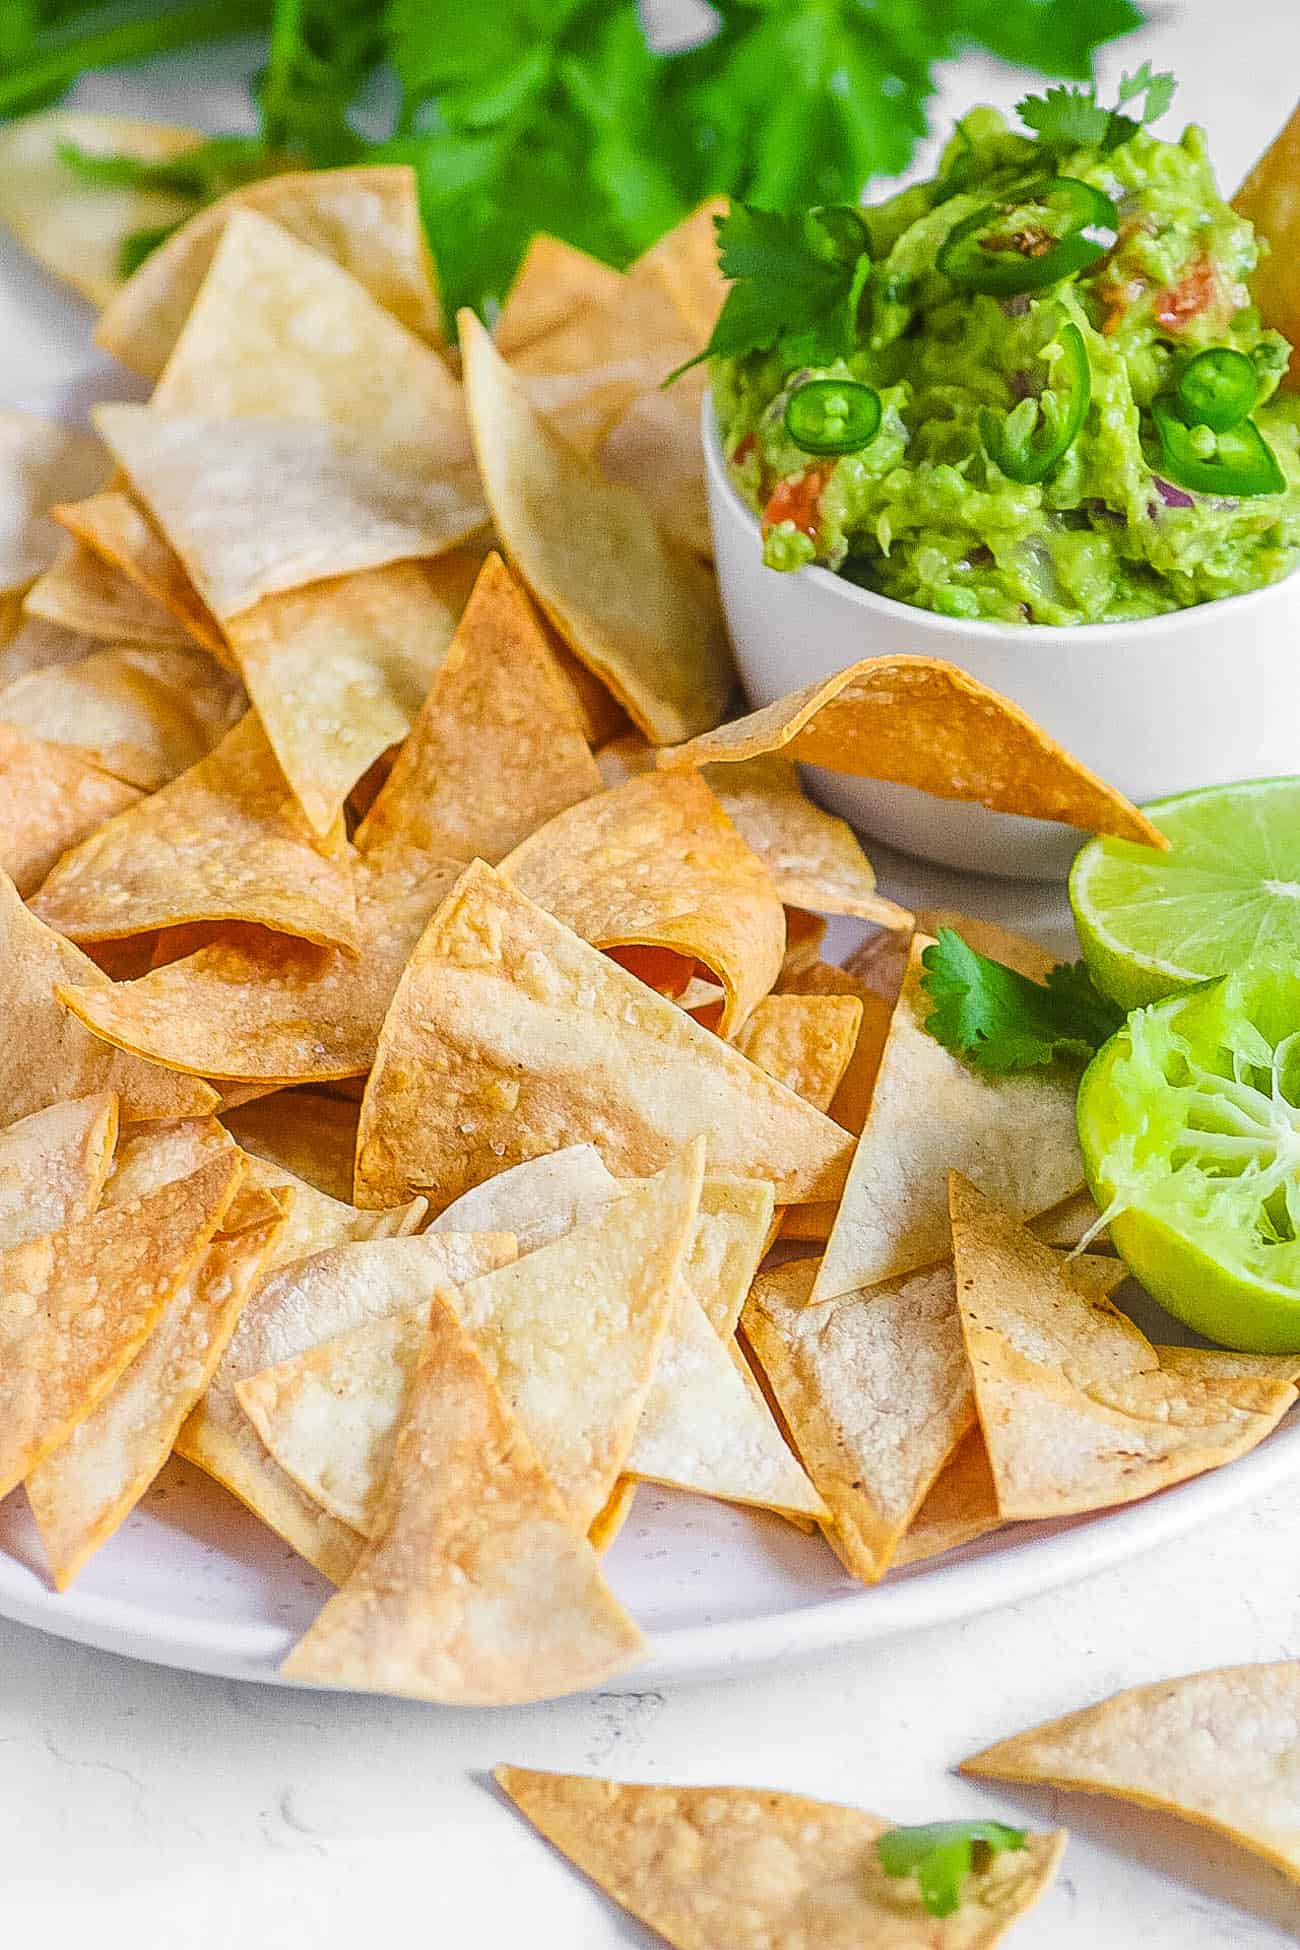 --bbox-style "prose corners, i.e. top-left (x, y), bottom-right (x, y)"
top-left (495, 236), bottom-right (626, 357)
top-left (915, 910), bottom-right (1057, 981)
top-left (588, 1479), bottom-right (638, 1553)
top-left (0, 615), bottom-right (97, 679)
top-left (34, 712), bottom-right (359, 951)
top-left (0, 869), bottom-right (216, 1123)
top-left (51, 489), bottom-right (229, 659)
top-left (630, 197), bottom-right (729, 344)
top-left (503, 769), bottom-right (784, 1035)
top-left (99, 1113), bottom-right (234, 1207)
top-left (27, 1181), bottom-right (285, 1588)
top-left (660, 657), bottom-right (1166, 846)
top-left (22, 538), bottom-right (196, 648)
top-left (893, 1425), bottom-right (1004, 1568)
top-left (0, 411), bottom-right (106, 597)
top-left (966, 1664), bottom-right (1300, 1884)
top-left (812, 936), bottom-right (1082, 1302)
top-left (0, 720), bottom-right (143, 895)
top-left (281, 1296), bottom-right (644, 1704)
top-left (1155, 1346), bottom-right (1300, 1383)
top-left (493, 1767), bottom-right (1066, 1947)
top-left (734, 993), bottom-right (863, 1115)
top-left (777, 960), bottom-right (893, 1134)
top-left (222, 1089), bottom-right (359, 1203)
top-left (460, 310), bottom-right (734, 744)
top-left (1234, 109), bottom-right (1300, 386)
top-left (0, 1149), bottom-right (243, 1497)
top-left (0, 1093), bottom-right (118, 1250)
top-left (356, 861), bottom-right (855, 1209)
